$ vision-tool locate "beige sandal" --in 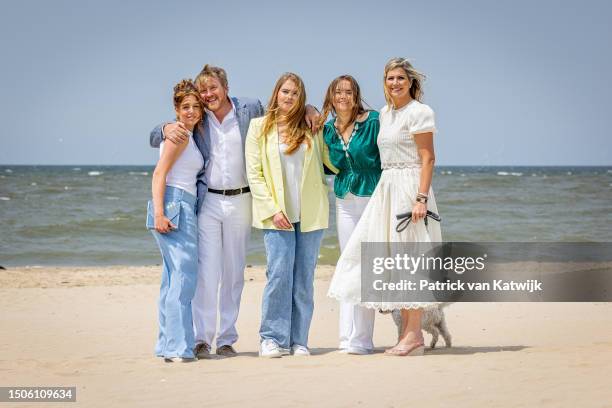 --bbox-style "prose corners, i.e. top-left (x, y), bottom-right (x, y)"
top-left (384, 343), bottom-right (425, 356)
